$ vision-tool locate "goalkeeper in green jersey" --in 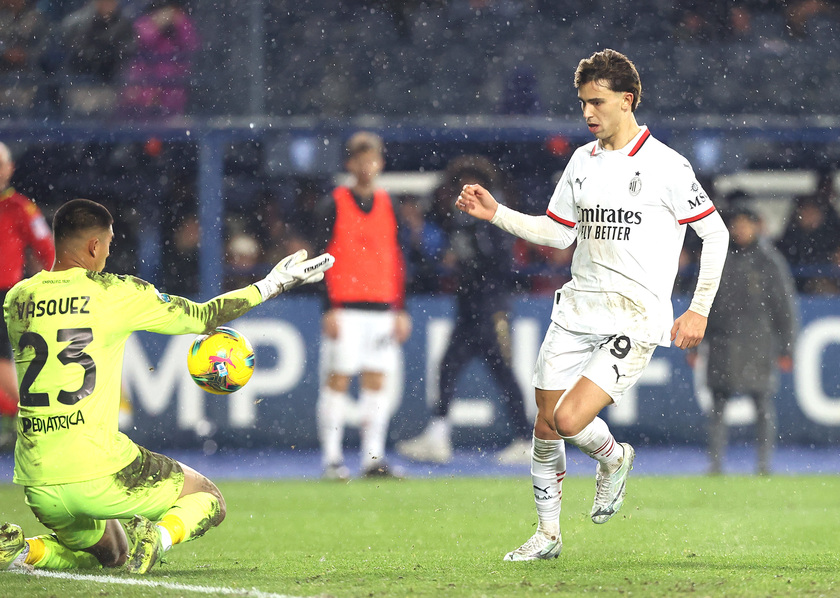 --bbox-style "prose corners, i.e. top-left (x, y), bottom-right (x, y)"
top-left (0, 198), bottom-right (334, 574)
